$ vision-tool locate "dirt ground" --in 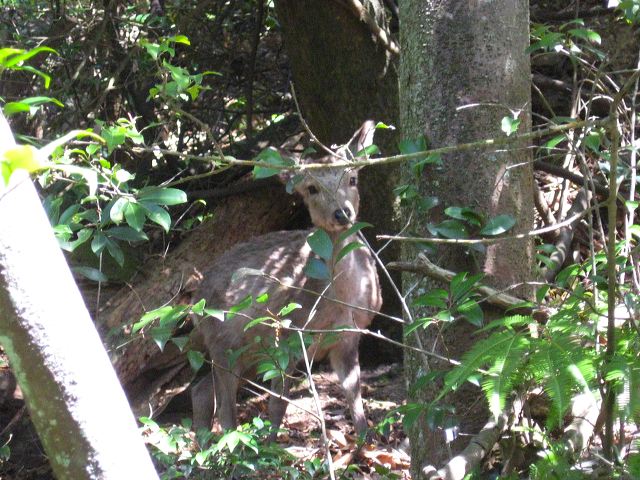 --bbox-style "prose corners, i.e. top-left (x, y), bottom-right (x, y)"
top-left (0, 362), bottom-right (409, 479)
